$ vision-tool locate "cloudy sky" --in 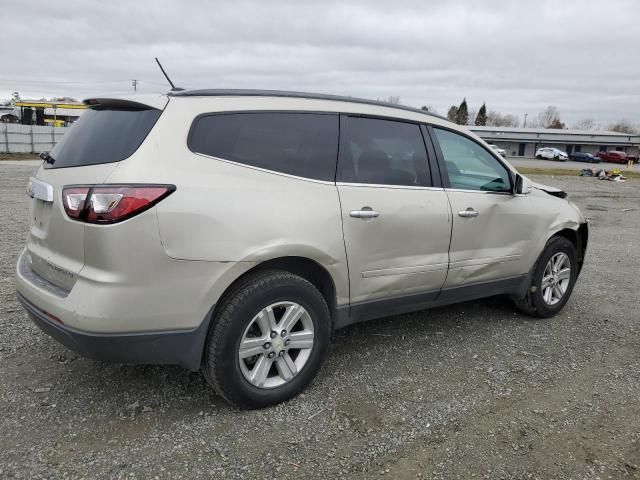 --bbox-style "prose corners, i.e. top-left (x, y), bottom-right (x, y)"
top-left (2, 0), bottom-right (638, 126)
